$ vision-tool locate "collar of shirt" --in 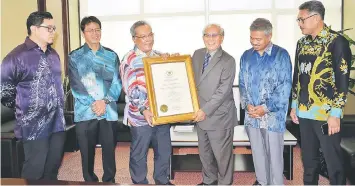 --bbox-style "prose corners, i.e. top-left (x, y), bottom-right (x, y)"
top-left (252, 42), bottom-right (273, 56)
top-left (83, 43), bottom-right (104, 54)
top-left (305, 24), bottom-right (330, 42)
top-left (25, 36), bottom-right (53, 53)
top-left (205, 47), bottom-right (220, 59)
top-left (133, 46), bottom-right (159, 57)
